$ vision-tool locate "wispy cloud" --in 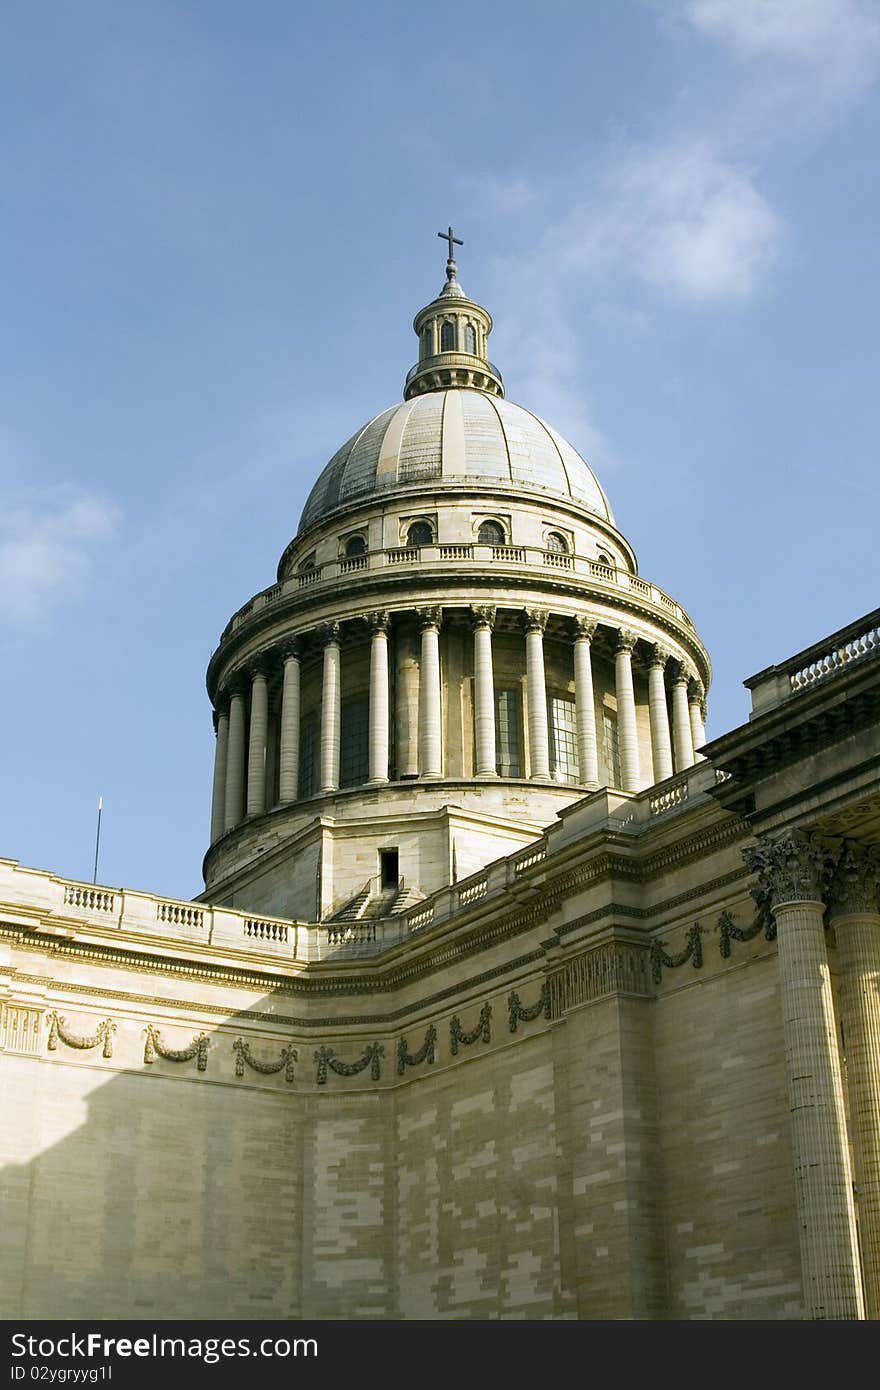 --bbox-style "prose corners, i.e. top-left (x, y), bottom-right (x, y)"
top-left (684, 0), bottom-right (880, 91)
top-left (0, 487), bottom-right (121, 623)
